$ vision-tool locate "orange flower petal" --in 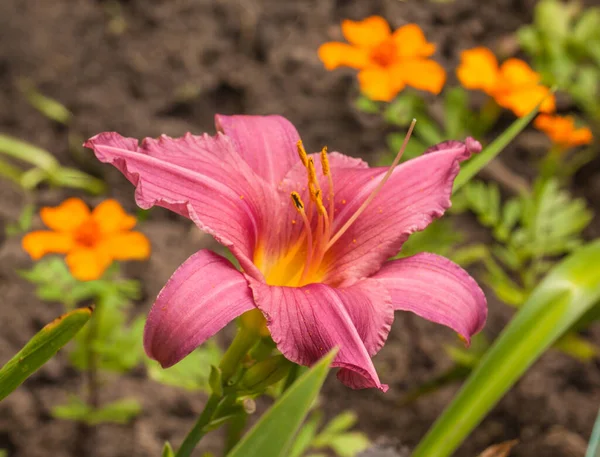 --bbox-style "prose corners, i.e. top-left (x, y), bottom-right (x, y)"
top-left (318, 42), bottom-right (370, 70)
top-left (40, 198), bottom-right (91, 232)
top-left (342, 16), bottom-right (391, 48)
top-left (498, 58), bottom-right (540, 86)
top-left (496, 85), bottom-right (555, 117)
top-left (65, 248), bottom-right (112, 281)
top-left (534, 114), bottom-right (593, 147)
top-left (22, 231), bottom-right (74, 260)
top-left (456, 47), bottom-right (499, 93)
top-left (358, 67), bottom-right (405, 102)
top-left (392, 24), bottom-right (436, 58)
top-left (100, 232), bottom-right (151, 261)
top-left (92, 199), bottom-right (137, 234)
top-left (393, 59), bottom-right (446, 94)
